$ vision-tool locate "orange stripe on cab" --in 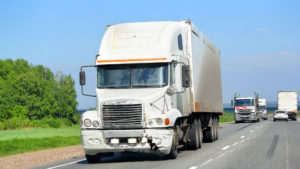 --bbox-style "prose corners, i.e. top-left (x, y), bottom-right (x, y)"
top-left (97, 58), bottom-right (167, 63)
